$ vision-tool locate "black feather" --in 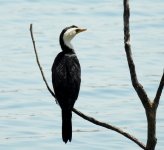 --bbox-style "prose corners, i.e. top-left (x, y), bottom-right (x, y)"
top-left (52, 25), bottom-right (81, 143)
